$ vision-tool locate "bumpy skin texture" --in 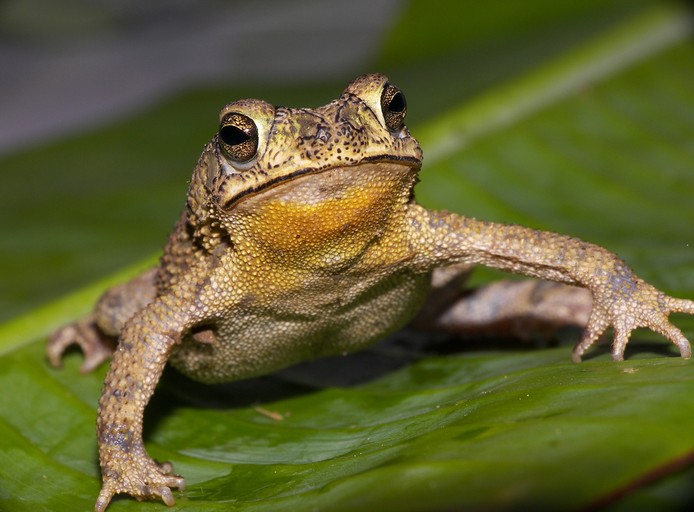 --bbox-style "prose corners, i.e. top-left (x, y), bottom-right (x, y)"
top-left (47, 74), bottom-right (694, 511)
